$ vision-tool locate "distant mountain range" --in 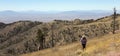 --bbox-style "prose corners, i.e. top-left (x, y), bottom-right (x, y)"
top-left (0, 10), bottom-right (118, 23)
